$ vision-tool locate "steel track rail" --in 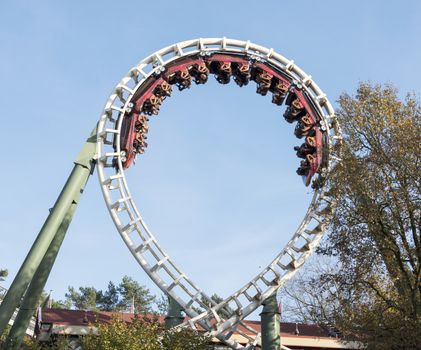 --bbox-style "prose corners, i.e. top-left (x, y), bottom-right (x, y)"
top-left (96, 38), bottom-right (342, 349)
